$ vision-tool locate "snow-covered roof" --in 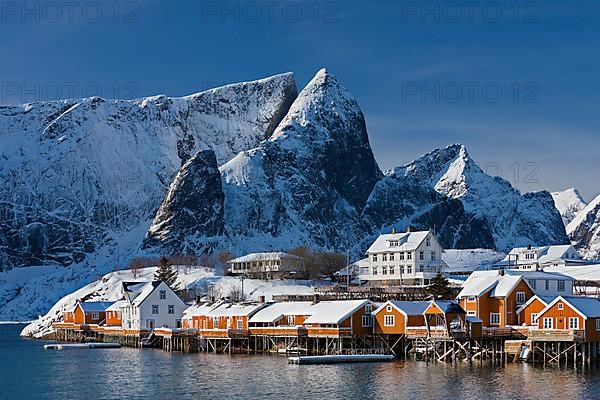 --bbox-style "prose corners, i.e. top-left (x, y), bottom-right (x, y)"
top-left (303, 300), bottom-right (370, 325)
top-left (443, 249), bottom-right (505, 273)
top-left (78, 301), bottom-right (115, 312)
top-left (457, 271), bottom-right (530, 298)
top-left (248, 302), bottom-right (314, 323)
top-left (366, 230), bottom-right (432, 254)
top-left (123, 281), bottom-right (161, 306)
top-left (545, 264), bottom-right (600, 281)
top-left (227, 252), bottom-right (304, 264)
top-left (516, 295), bottom-right (555, 314)
top-left (374, 301), bottom-right (431, 316)
top-left (507, 270), bottom-right (574, 281)
top-left (184, 302), bottom-right (267, 318)
top-left (106, 300), bottom-right (127, 312)
top-left (466, 316), bottom-right (483, 323)
top-left (539, 296), bottom-right (600, 319)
